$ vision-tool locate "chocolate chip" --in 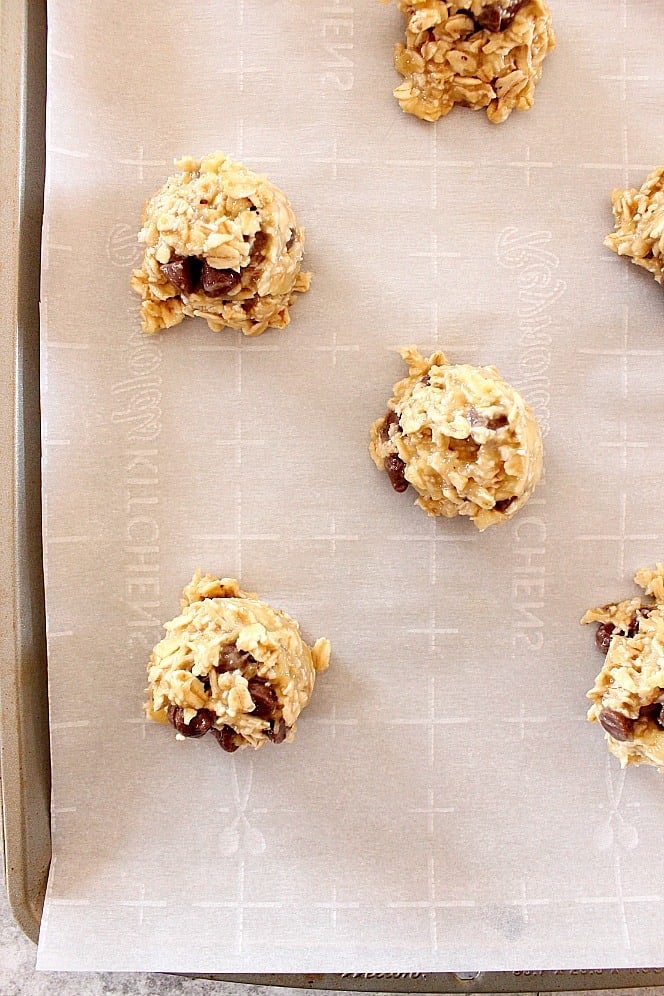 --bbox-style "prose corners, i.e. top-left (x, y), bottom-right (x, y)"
top-left (200, 260), bottom-right (241, 296)
top-left (270, 719), bottom-right (287, 744)
top-left (212, 725), bottom-right (240, 753)
top-left (189, 709), bottom-right (214, 735)
top-left (476, 0), bottom-right (526, 32)
top-left (159, 255), bottom-right (202, 295)
top-left (475, 6), bottom-right (502, 32)
top-left (167, 705), bottom-right (214, 738)
top-left (251, 230), bottom-right (269, 259)
top-left (494, 497), bottom-right (516, 513)
top-left (167, 704), bottom-right (183, 730)
top-left (384, 453), bottom-right (408, 493)
top-left (595, 622), bottom-right (616, 655)
top-left (487, 414), bottom-right (509, 430)
top-left (379, 410), bottom-right (400, 443)
top-left (639, 703), bottom-right (663, 725)
top-left (598, 708), bottom-right (635, 742)
top-left (247, 678), bottom-right (278, 720)
top-left (286, 229), bottom-right (296, 250)
top-left (217, 644), bottom-right (249, 672)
